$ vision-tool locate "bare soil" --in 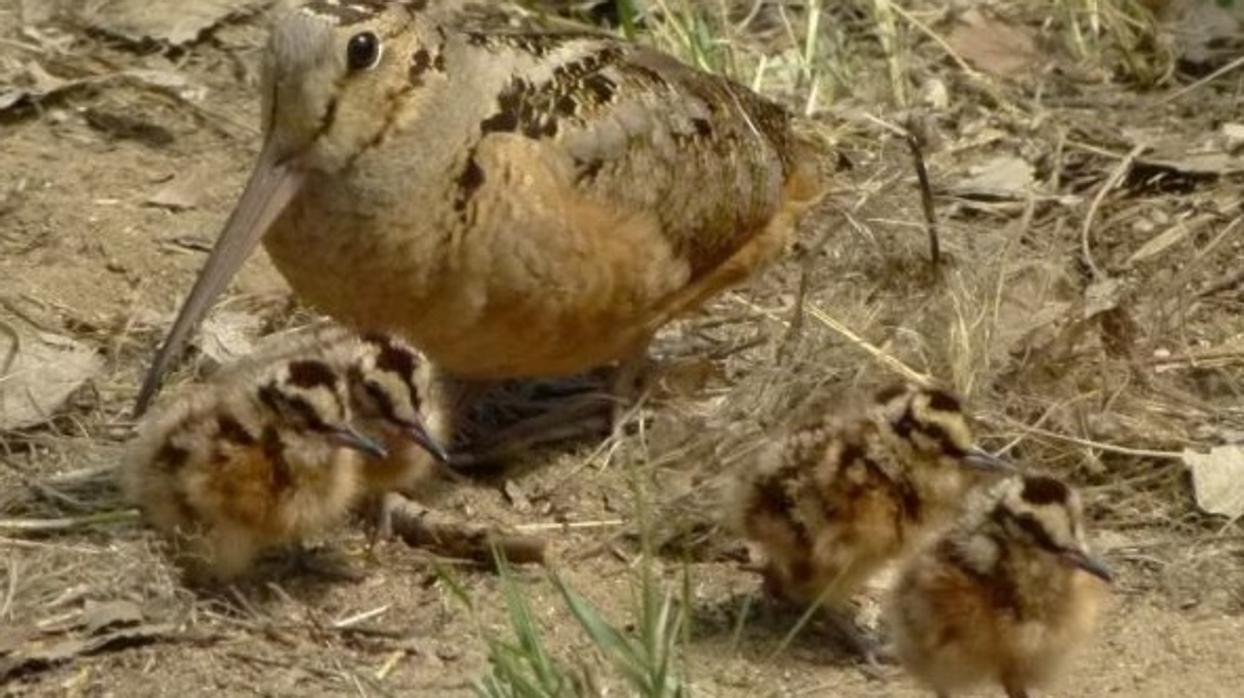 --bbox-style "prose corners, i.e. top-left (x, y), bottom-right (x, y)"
top-left (3, 2), bottom-right (1244, 697)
